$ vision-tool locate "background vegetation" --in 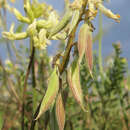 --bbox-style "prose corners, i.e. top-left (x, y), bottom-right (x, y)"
top-left (0, 0), bottom-right (130, 130)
